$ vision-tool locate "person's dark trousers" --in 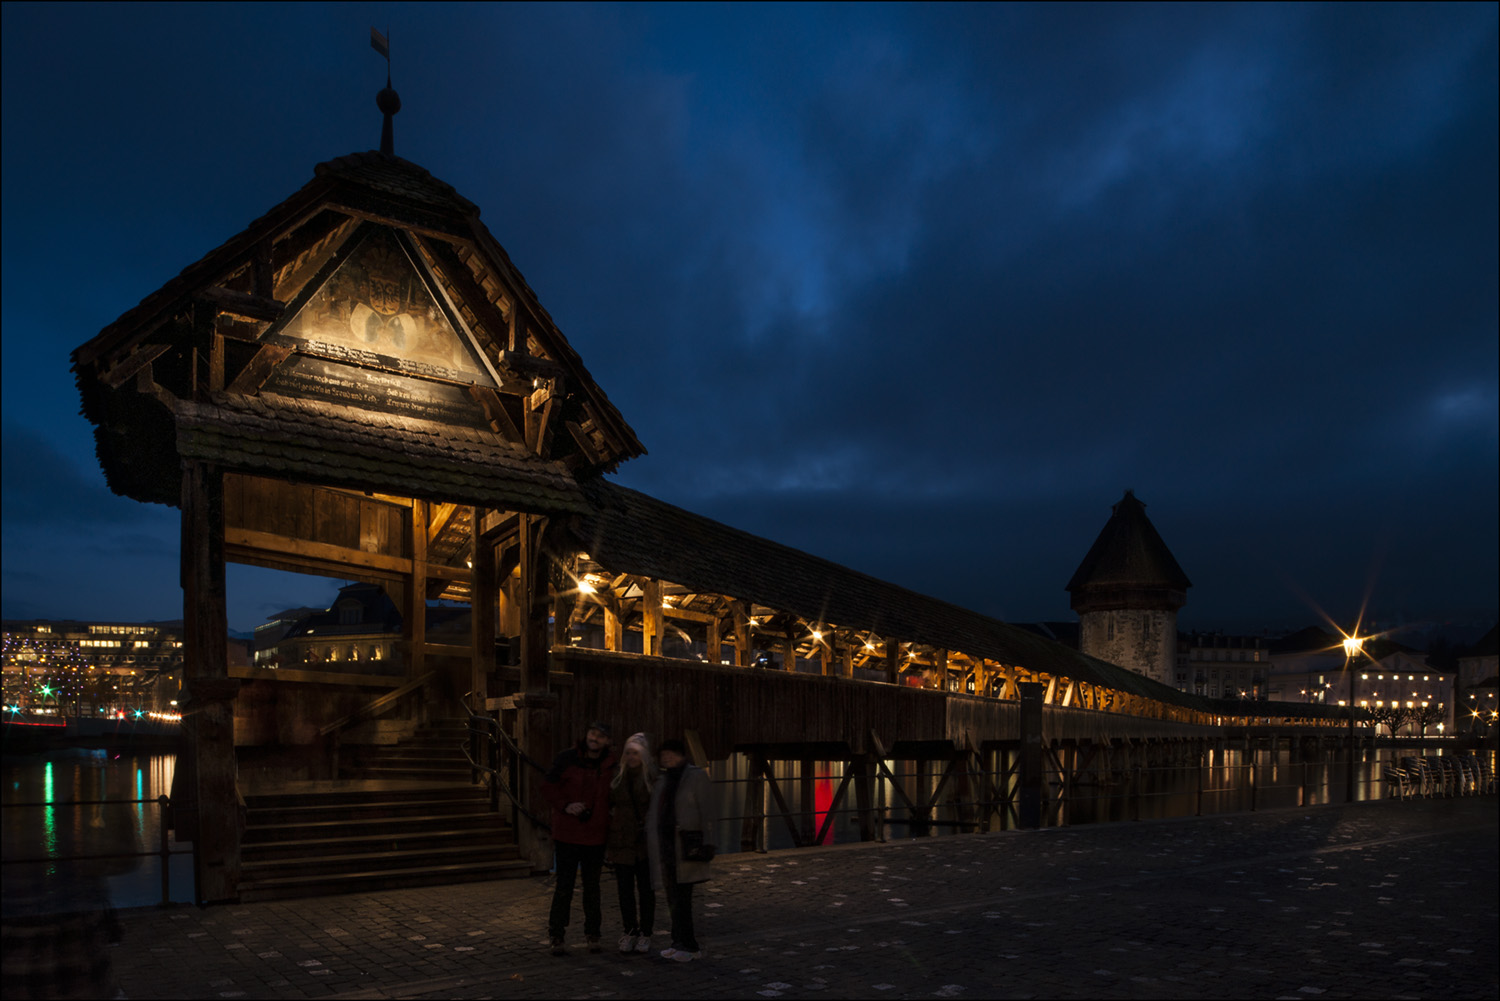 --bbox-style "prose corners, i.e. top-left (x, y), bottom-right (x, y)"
top-left (549, 841), bottom-right (605, 940)
top-left (664, 879), bottom-right (698, 952)
top-left (613, 861), bottom-right (654, 936)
